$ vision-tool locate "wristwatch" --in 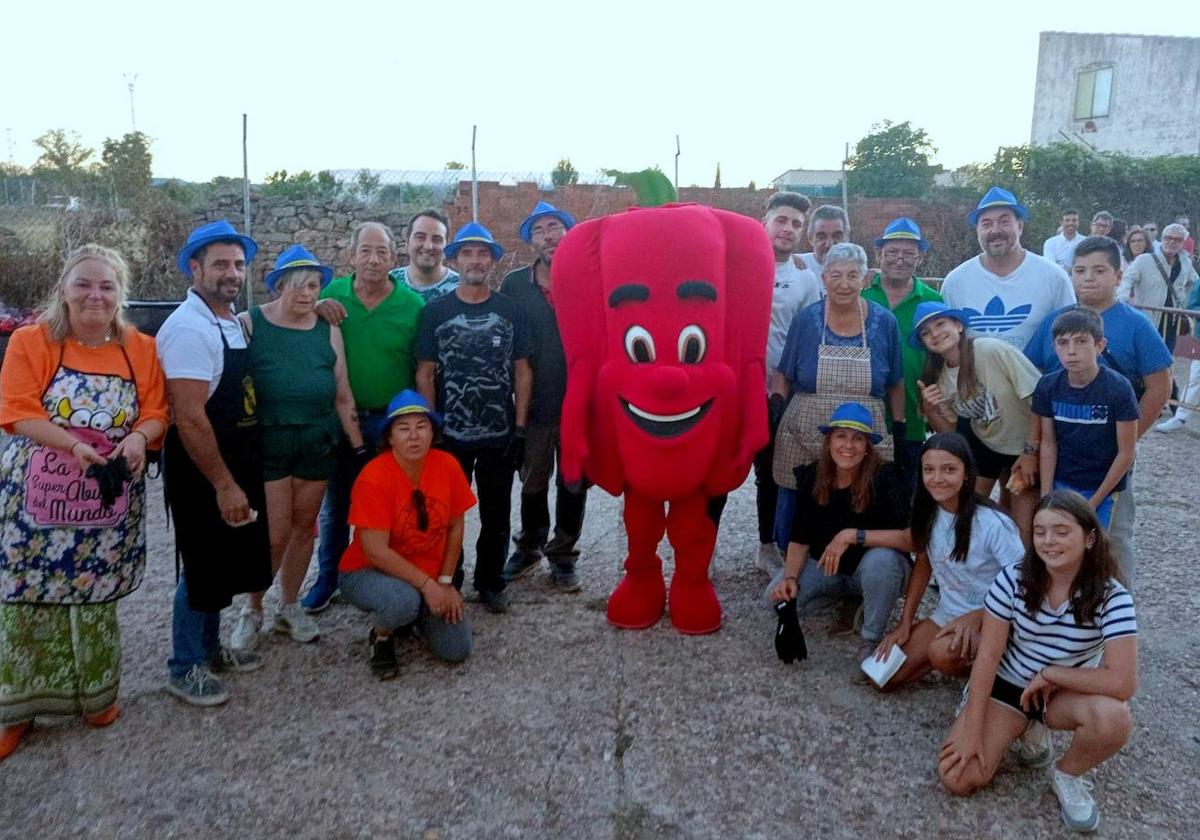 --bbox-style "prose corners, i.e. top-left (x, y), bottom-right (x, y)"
top-left (855, 528), bottom-right (866, 546)
top-left (437, 575), bottom-right (453, 585)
